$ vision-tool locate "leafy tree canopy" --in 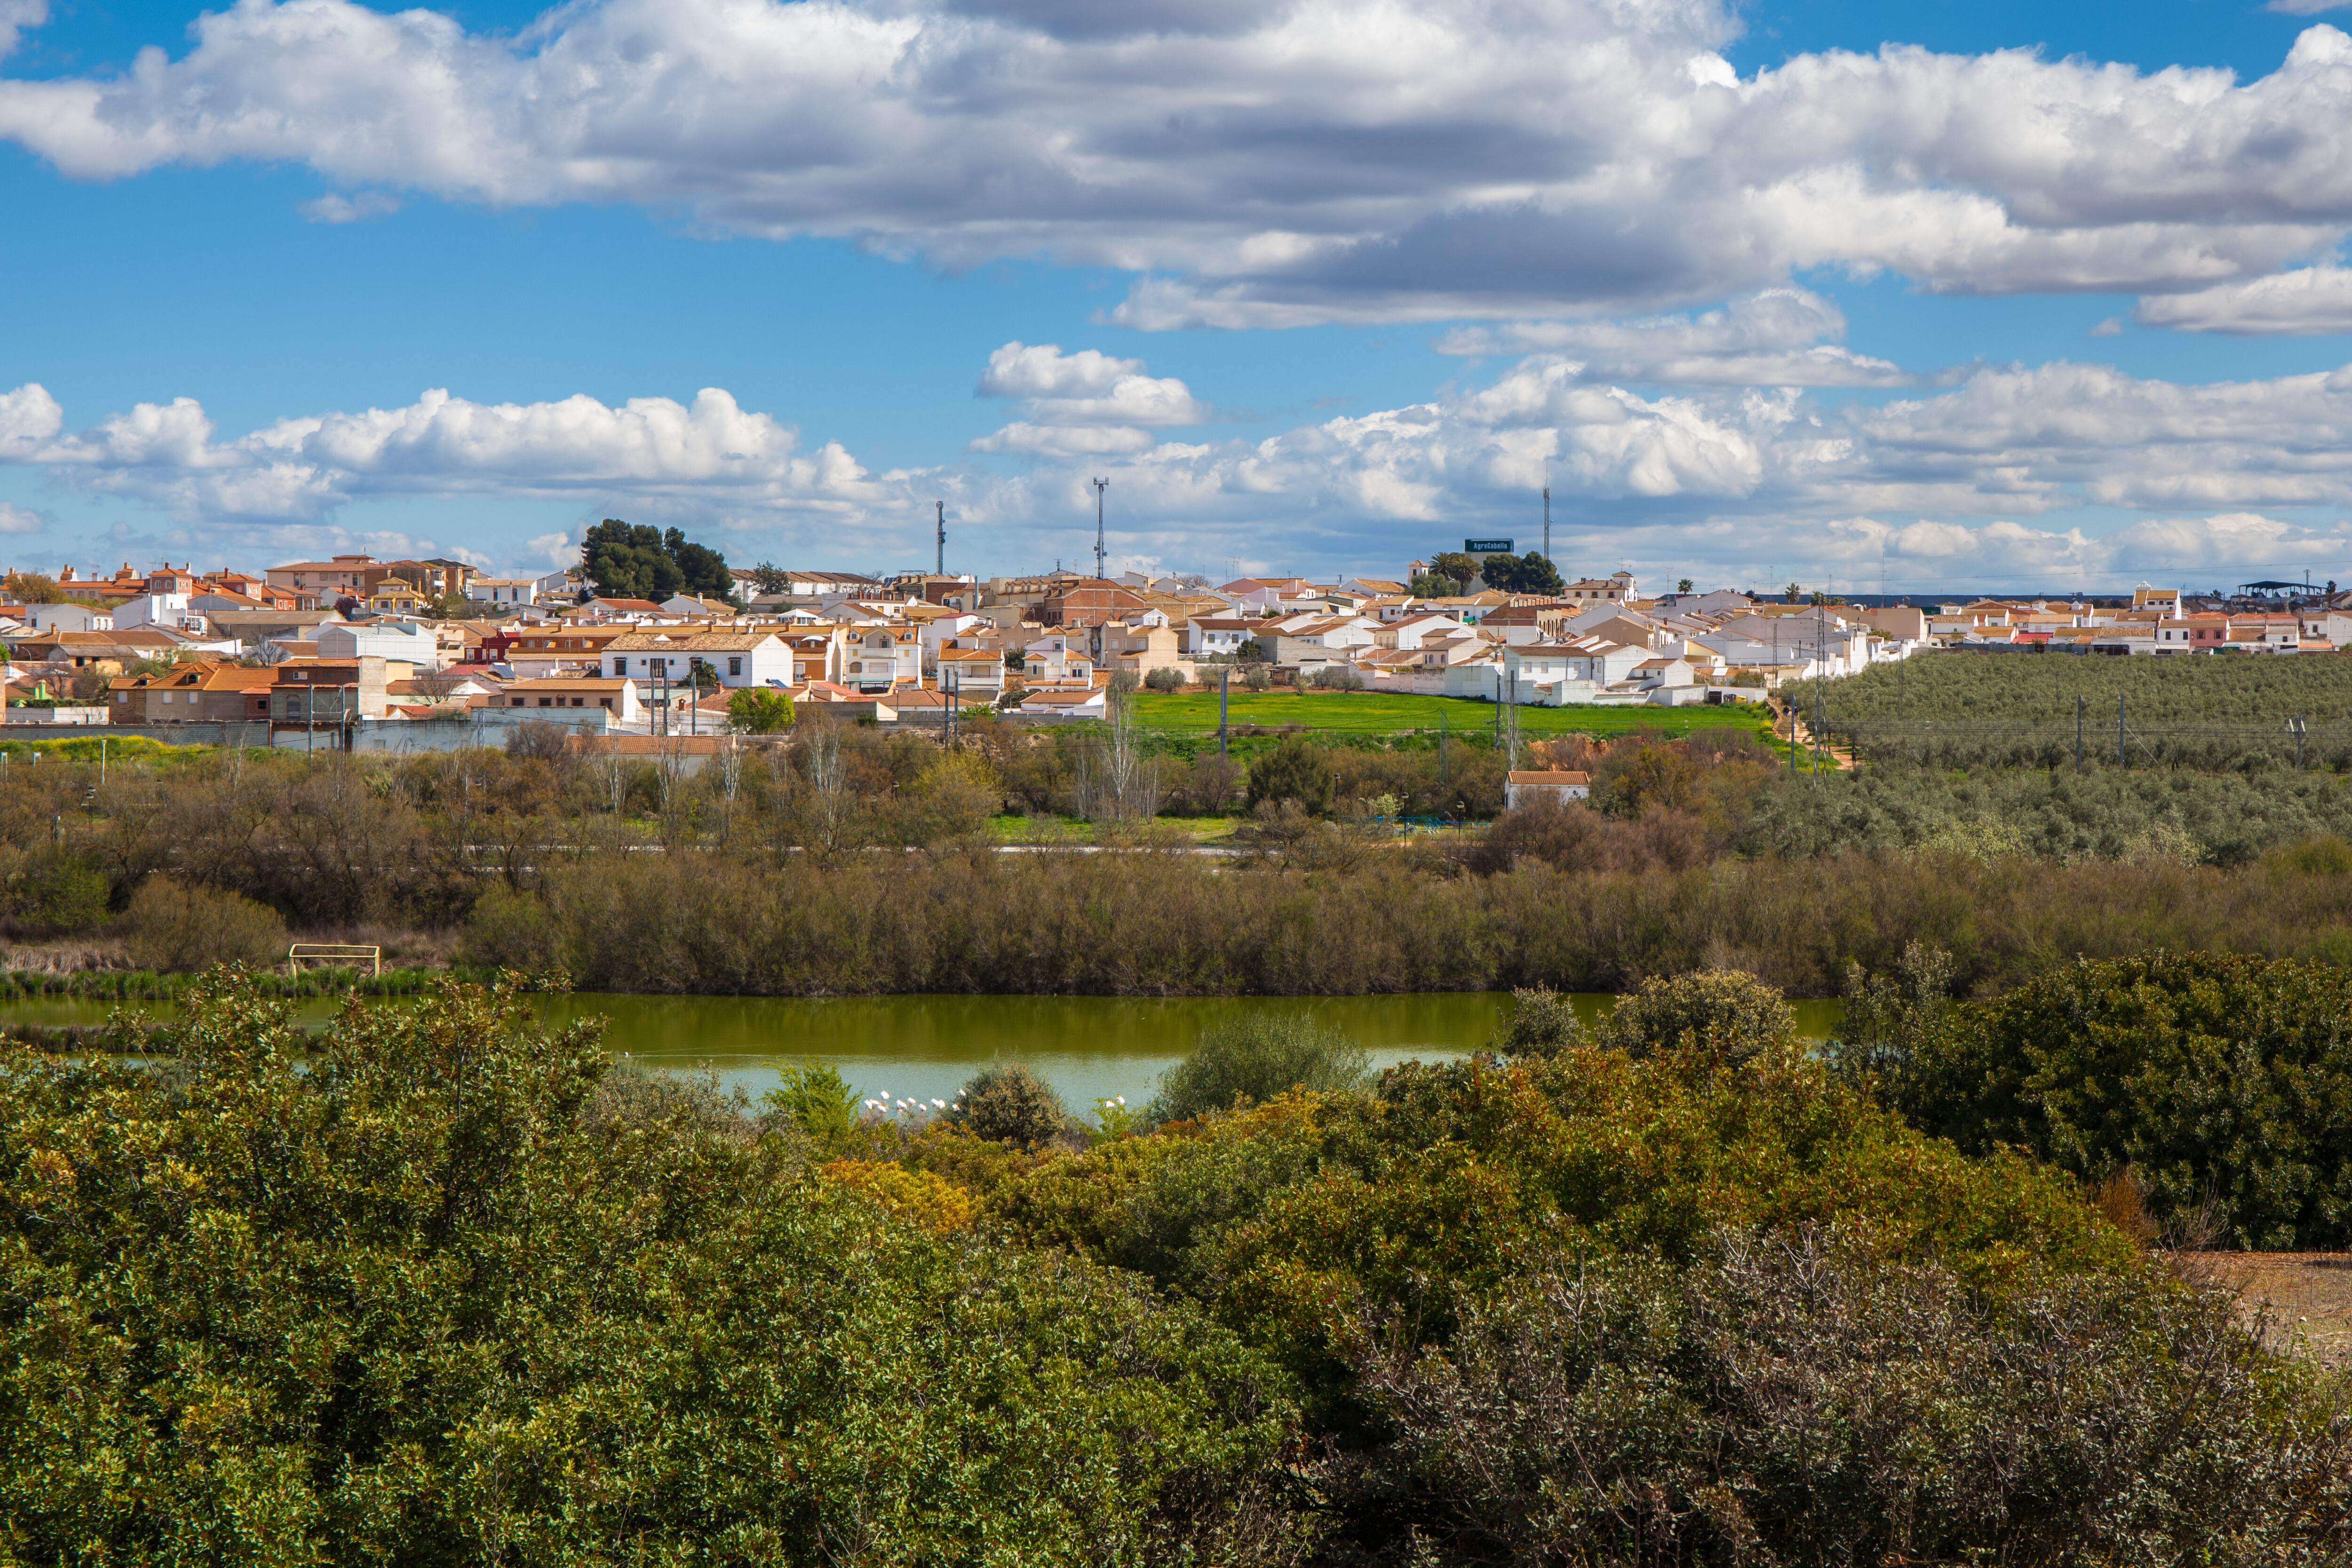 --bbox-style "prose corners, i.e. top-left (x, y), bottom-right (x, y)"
top-left (3, 572), bottom-right (72, 605)
top-left (1480, 551), bottom-right (1563, 596)
top-left (727, 686), bottom-right (795, 733)
top-left (1425, 551), bottom-right (1479, 592)
top-left (581, 519), bottom-right (736, 603)
top-left (1246, 736), bottom-right (1335, 814)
